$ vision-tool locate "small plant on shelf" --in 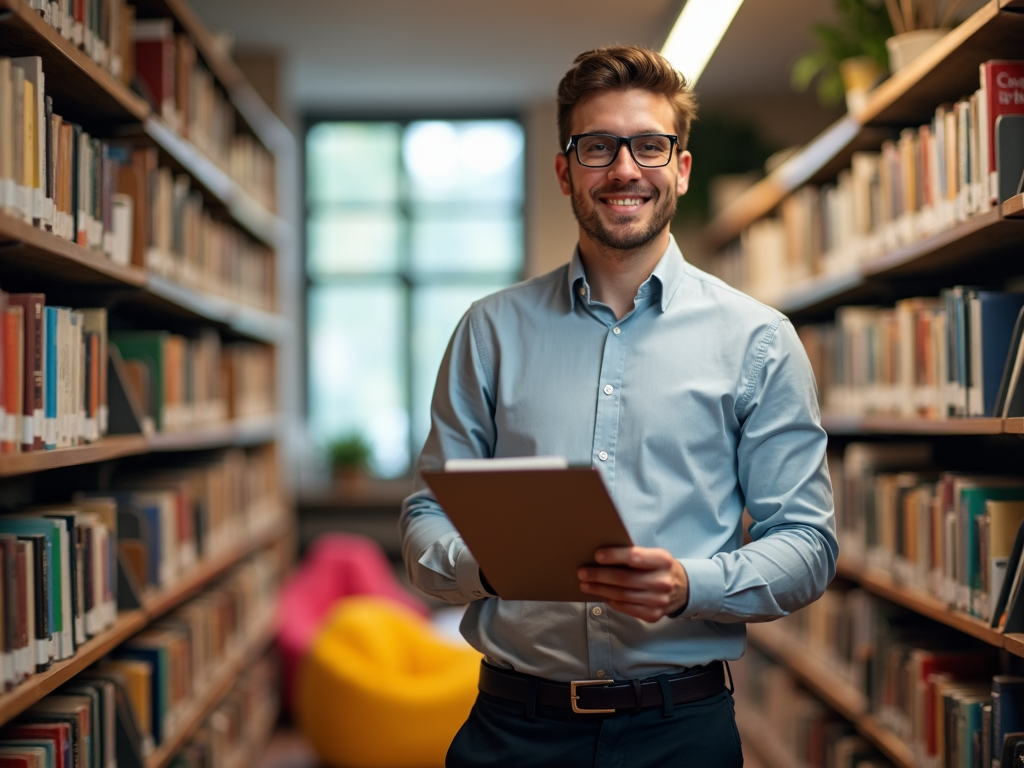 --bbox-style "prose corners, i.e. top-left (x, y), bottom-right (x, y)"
top-left (327, 432), bottom-right (374, 496)
top-left (791, 0), bottom-right (894, 110)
